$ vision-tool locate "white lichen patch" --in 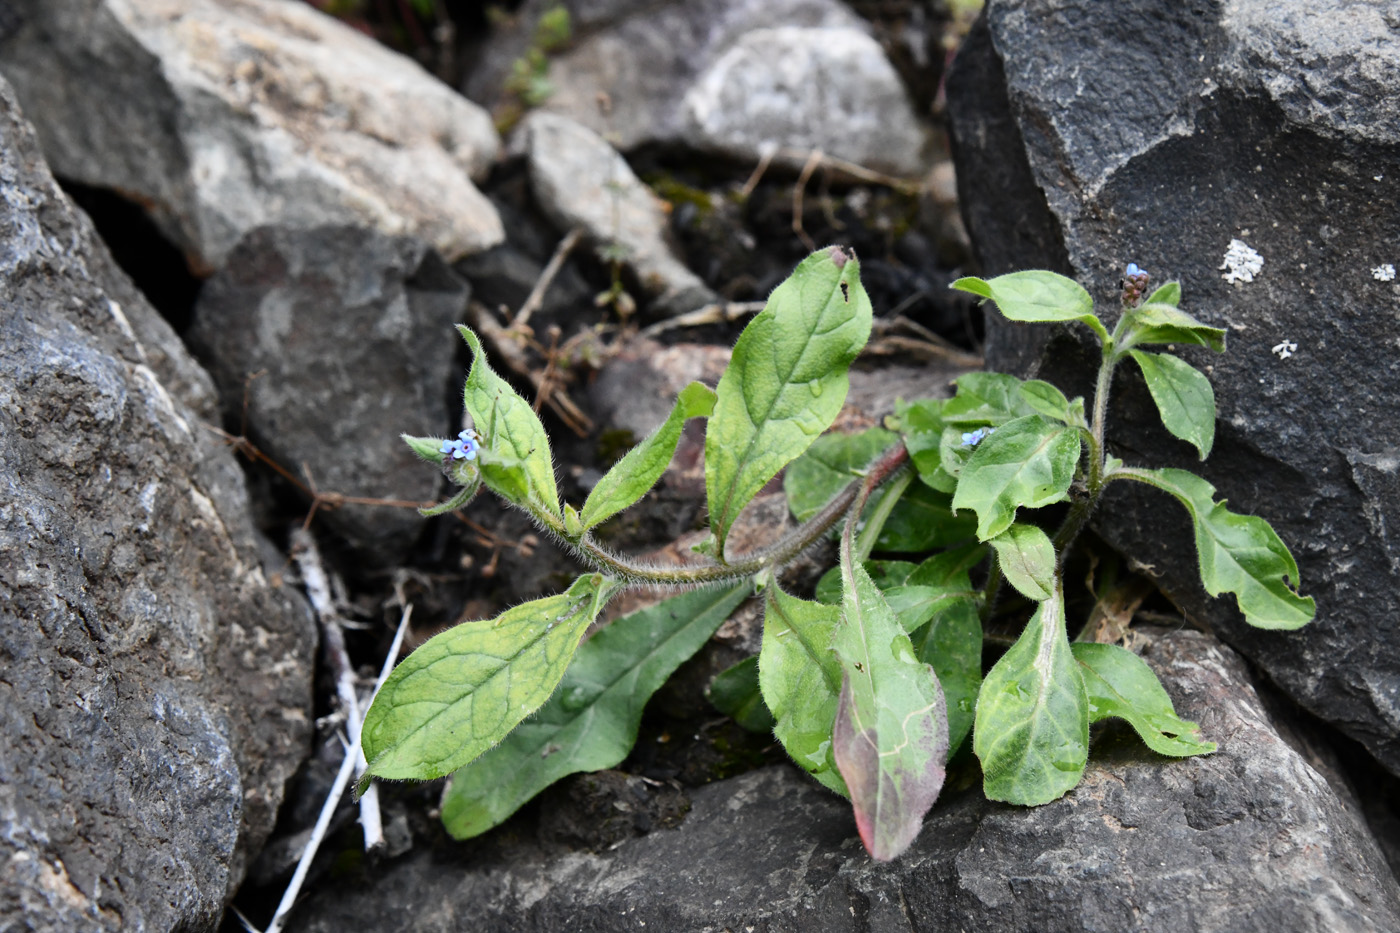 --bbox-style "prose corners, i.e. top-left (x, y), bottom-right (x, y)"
top-left (1272, 340), bottom-right (1298, 360)
top-left (1373, 263), bottom-right (1396, 282)
top-left (1221, 238), bottom-right (1264, 284)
